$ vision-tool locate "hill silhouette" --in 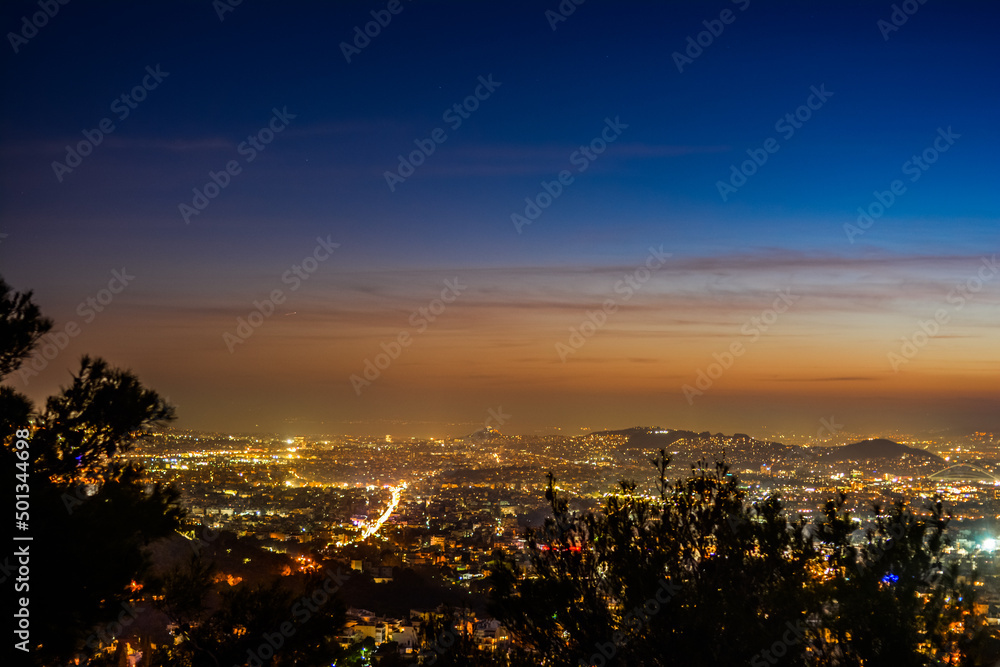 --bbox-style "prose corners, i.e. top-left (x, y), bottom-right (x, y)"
top-left (817, 438), bottom-right (943, 463)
